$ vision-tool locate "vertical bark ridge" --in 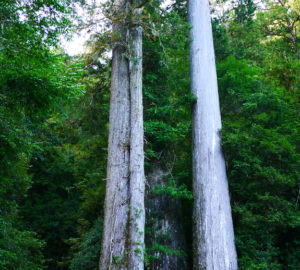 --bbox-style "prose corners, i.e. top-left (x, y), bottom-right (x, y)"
top-left (100, 1), bottom-right (145, 269)
top-left (100, 43), bottom-right (131, 270)
top-left (129, 10), bottom-right (145, 270)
